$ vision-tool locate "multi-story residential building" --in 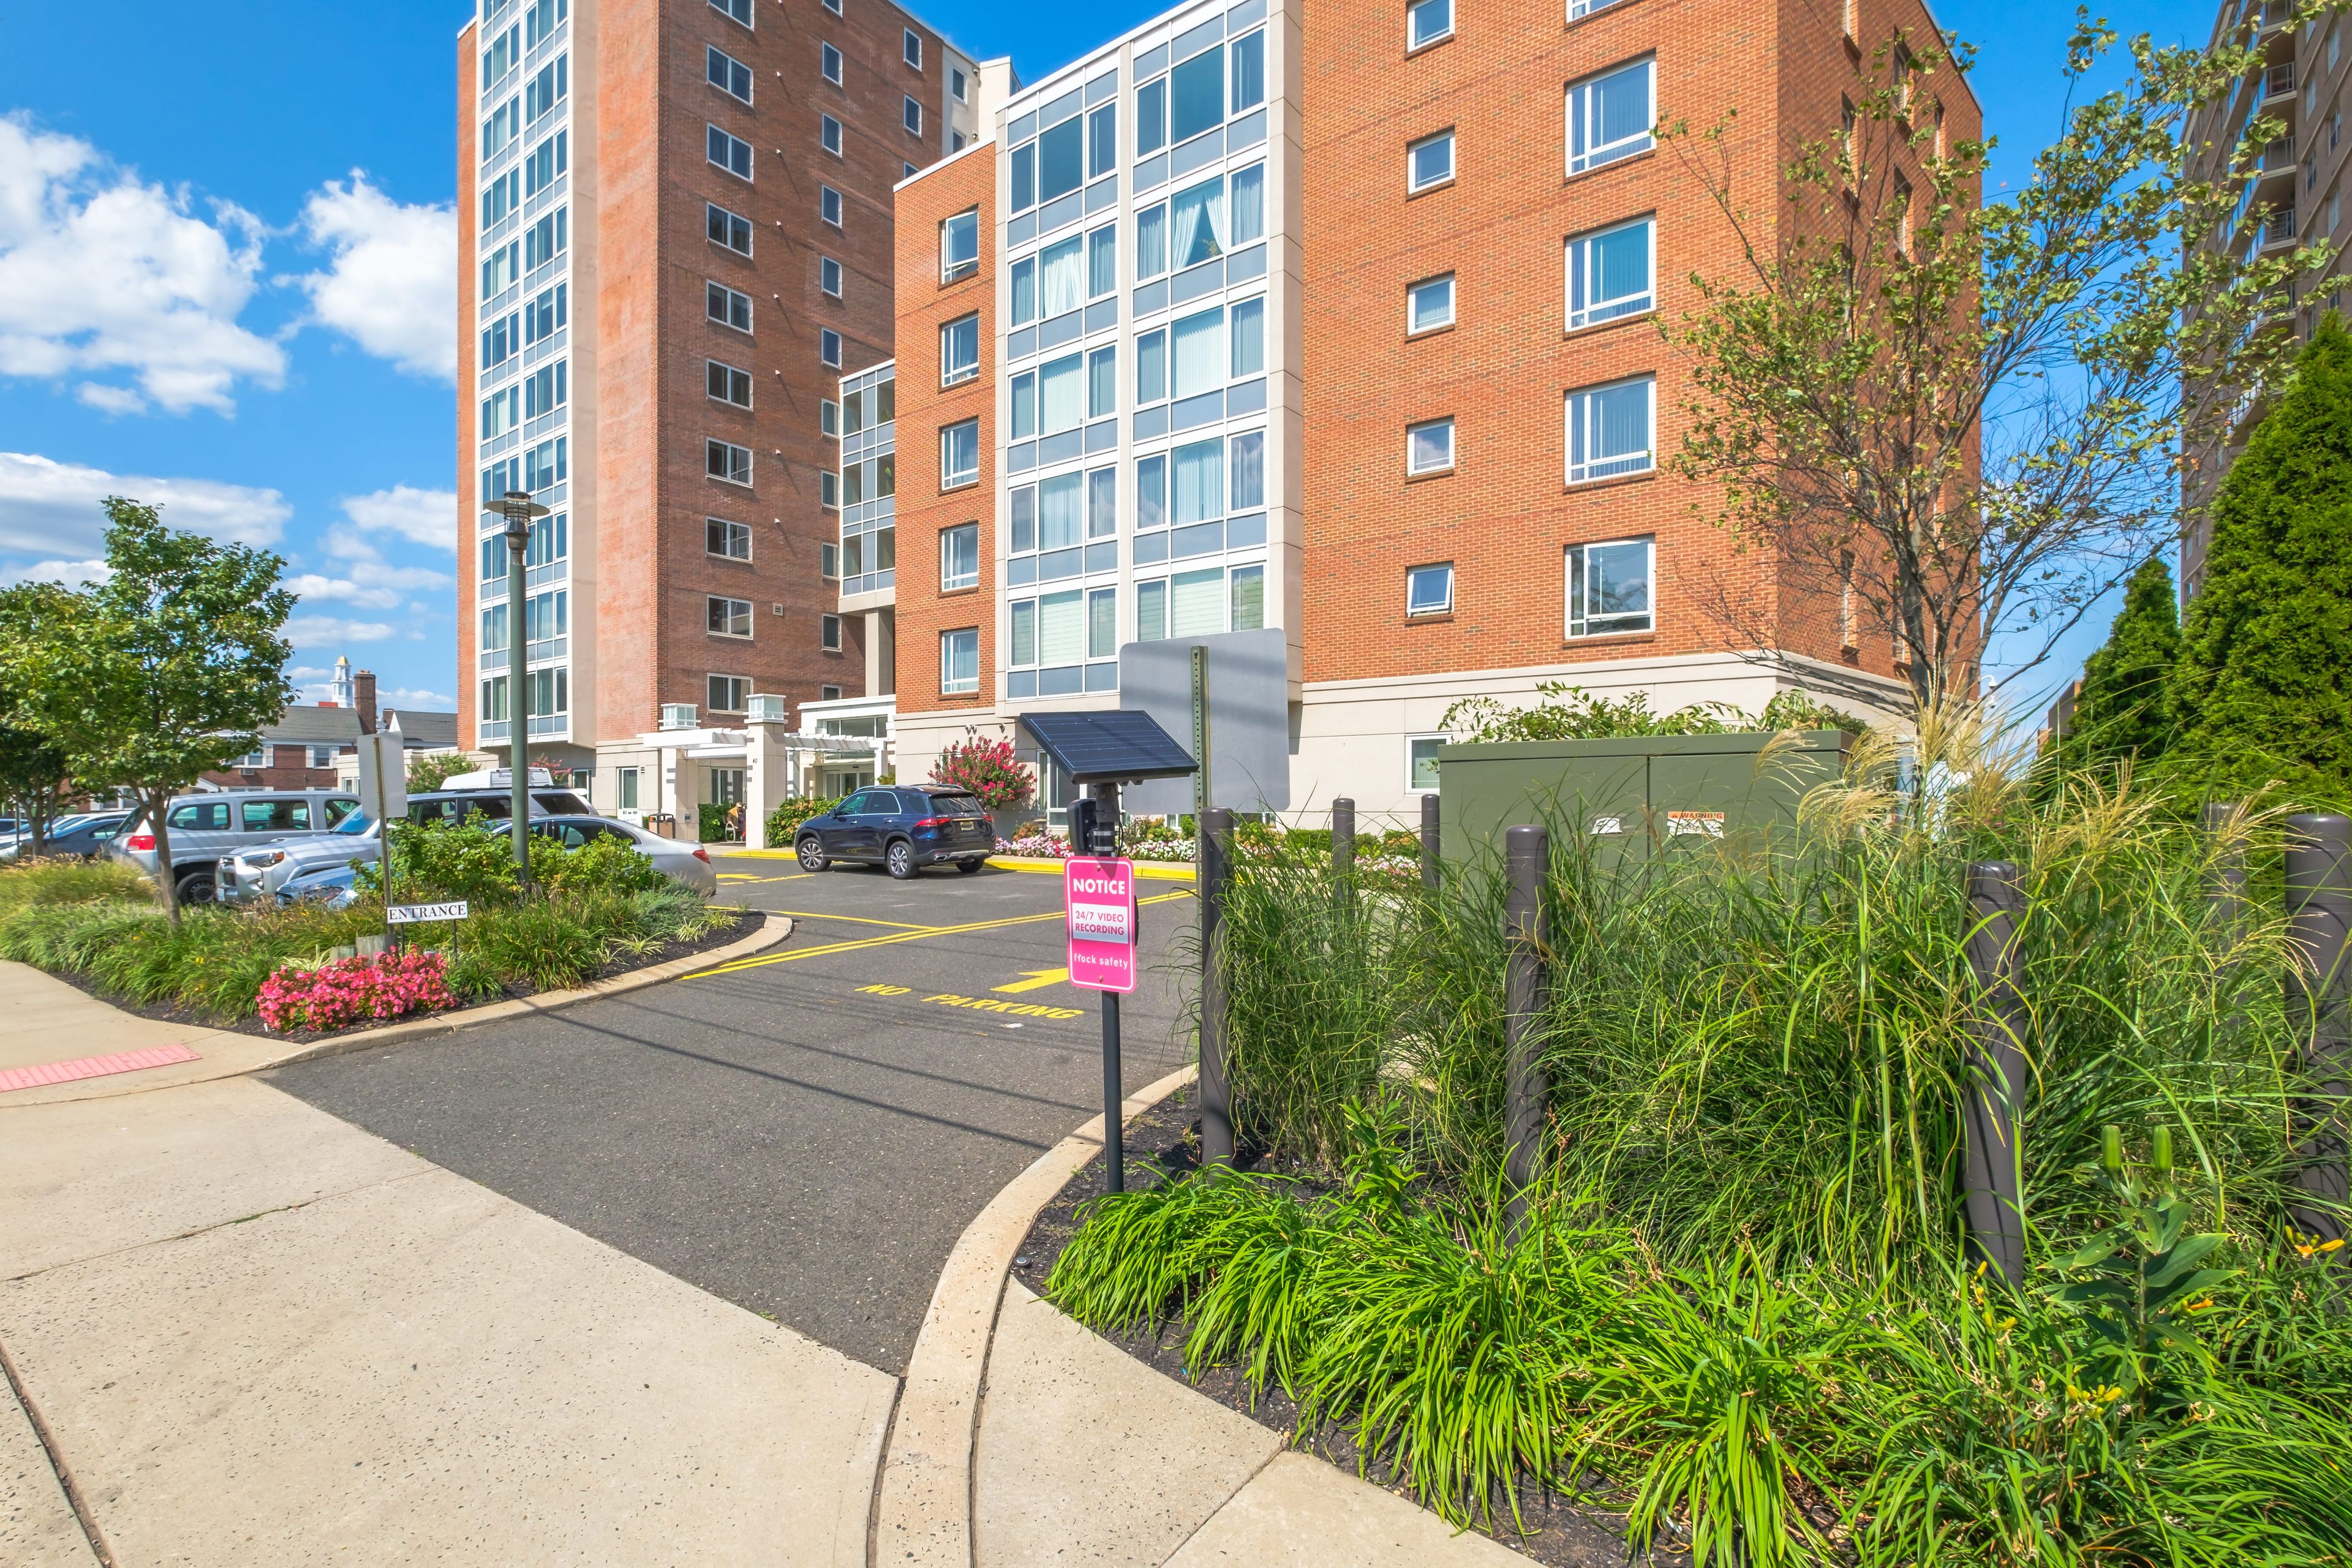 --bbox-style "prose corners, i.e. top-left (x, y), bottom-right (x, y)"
top-left (862, 0), bottom-right (1973, 826)
top-left (454, 0), bottom-right (1003, 818)
top-left (2180, 0), bottom-right (2350, 597)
